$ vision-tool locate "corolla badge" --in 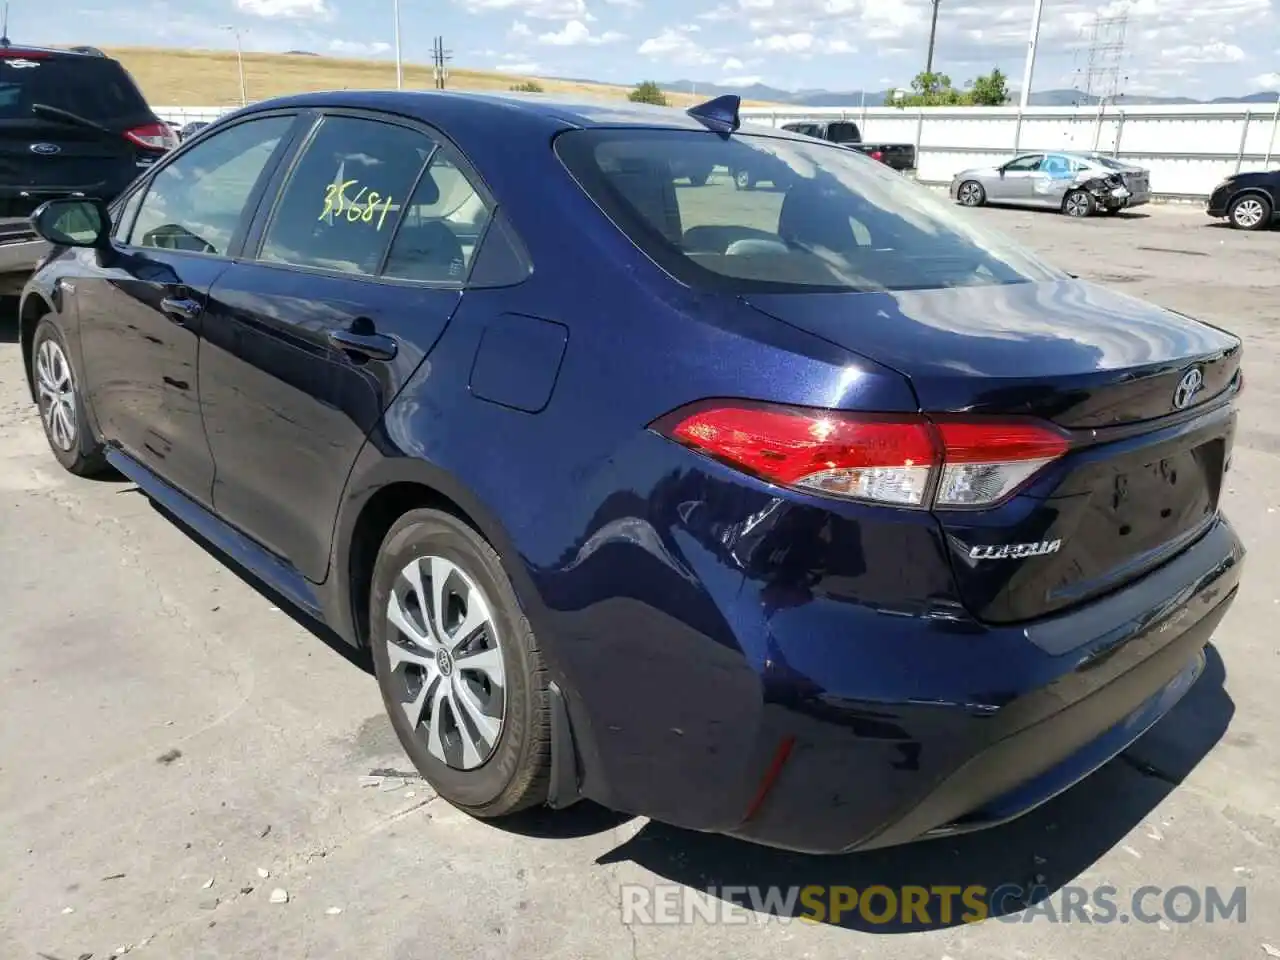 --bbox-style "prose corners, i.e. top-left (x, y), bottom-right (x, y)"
top-left (968, 539), bottom-right (1062, 561)
top-left (1172, 367), bottom-right (1204, 410)
top-left (30, 142), bottom-right (61, 155)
